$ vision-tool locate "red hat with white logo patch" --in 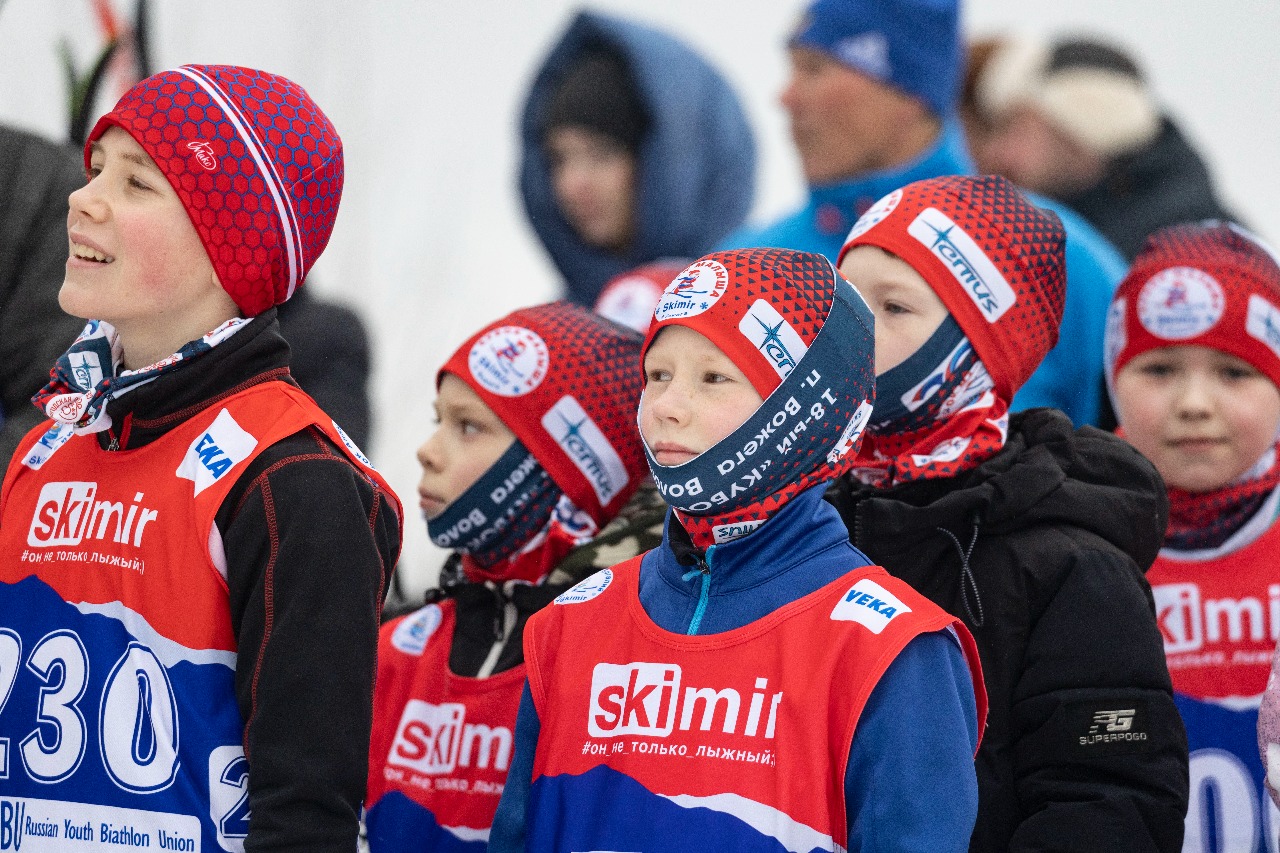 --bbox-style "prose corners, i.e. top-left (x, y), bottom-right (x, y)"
top-left (593, 259), bottom-right (689, 334)
top-left (439, 301), bottom-right (647, 527)
top-left (838, 174), bottom-right (1066, 398)
top-left (1105, 222), bottom-right (1280, 391)
top-left (86, 65), bottom-right (343, 317)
